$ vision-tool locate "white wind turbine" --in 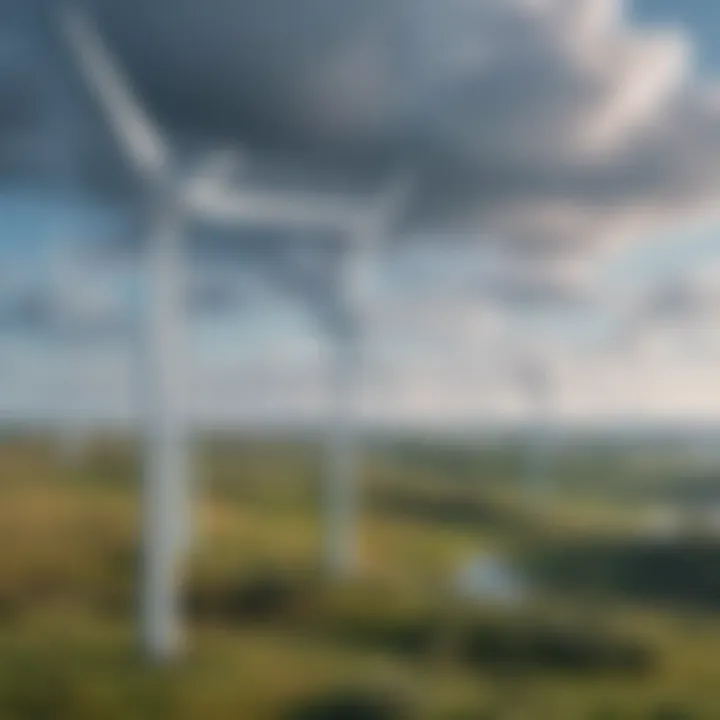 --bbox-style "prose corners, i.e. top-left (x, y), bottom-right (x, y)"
top-left (60, 2), bottom-right (412, 660)
top-left (237, 184), bottom-right (412, 577)
top-left (489, 258), bottom-right (598, 504)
